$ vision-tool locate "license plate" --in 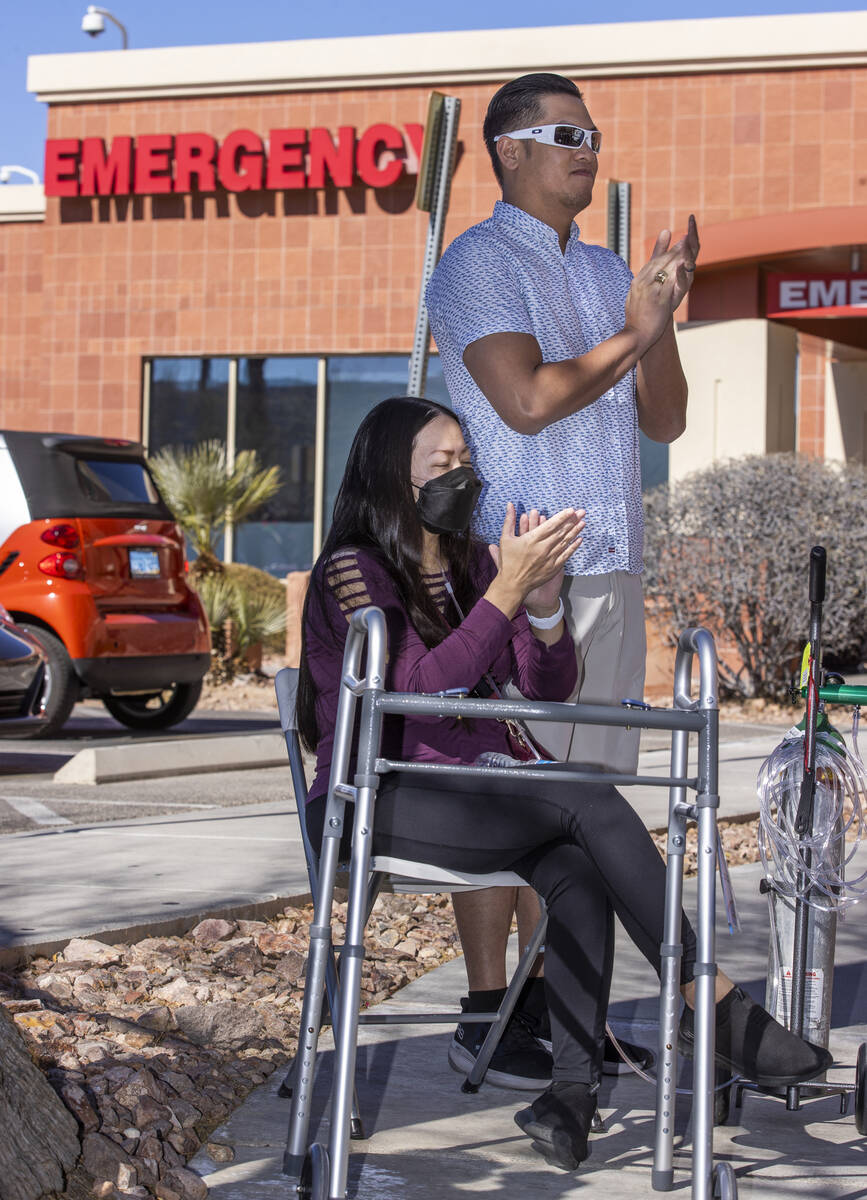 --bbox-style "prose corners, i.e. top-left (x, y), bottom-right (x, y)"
top-left (129, 548), bottom-right (160, 578)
